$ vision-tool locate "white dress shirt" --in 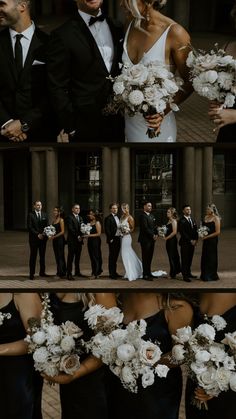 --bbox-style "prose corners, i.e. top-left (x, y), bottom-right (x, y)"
top-left (79, 9), bottom-right (114, 73)
top-left (10, 22), bottom-right (35, 66)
